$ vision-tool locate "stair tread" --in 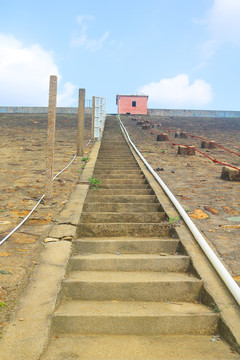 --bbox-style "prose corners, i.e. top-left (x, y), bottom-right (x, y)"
top-left (64, 271), bottom-right (201, 283)
top-left (54, 300), bottom-right (215, 316)
top-left (75, 237), bottom-right (177, 242)
top-left (71, 254), bottom-right (187, 260)
top-left (41, 334), bottom-right (236, 360)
